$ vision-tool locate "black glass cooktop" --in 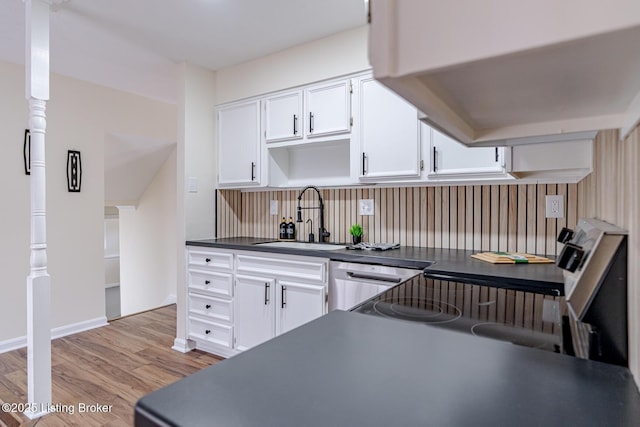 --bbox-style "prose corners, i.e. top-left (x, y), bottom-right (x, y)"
top-left (351, 274), bottom-right (562, 353)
